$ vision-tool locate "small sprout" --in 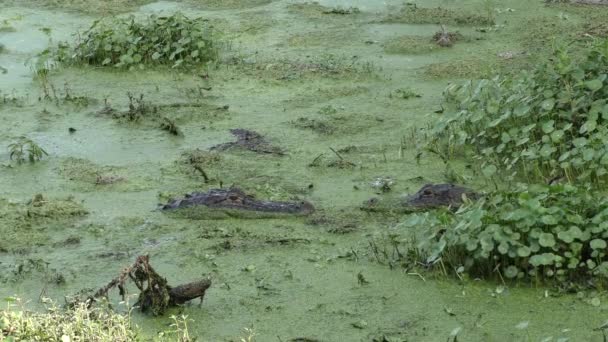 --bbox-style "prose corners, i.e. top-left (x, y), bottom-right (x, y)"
top-left (357, 271), bottom-right (369, 285)
top-left (8, 136), bottom-right (48, 164)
